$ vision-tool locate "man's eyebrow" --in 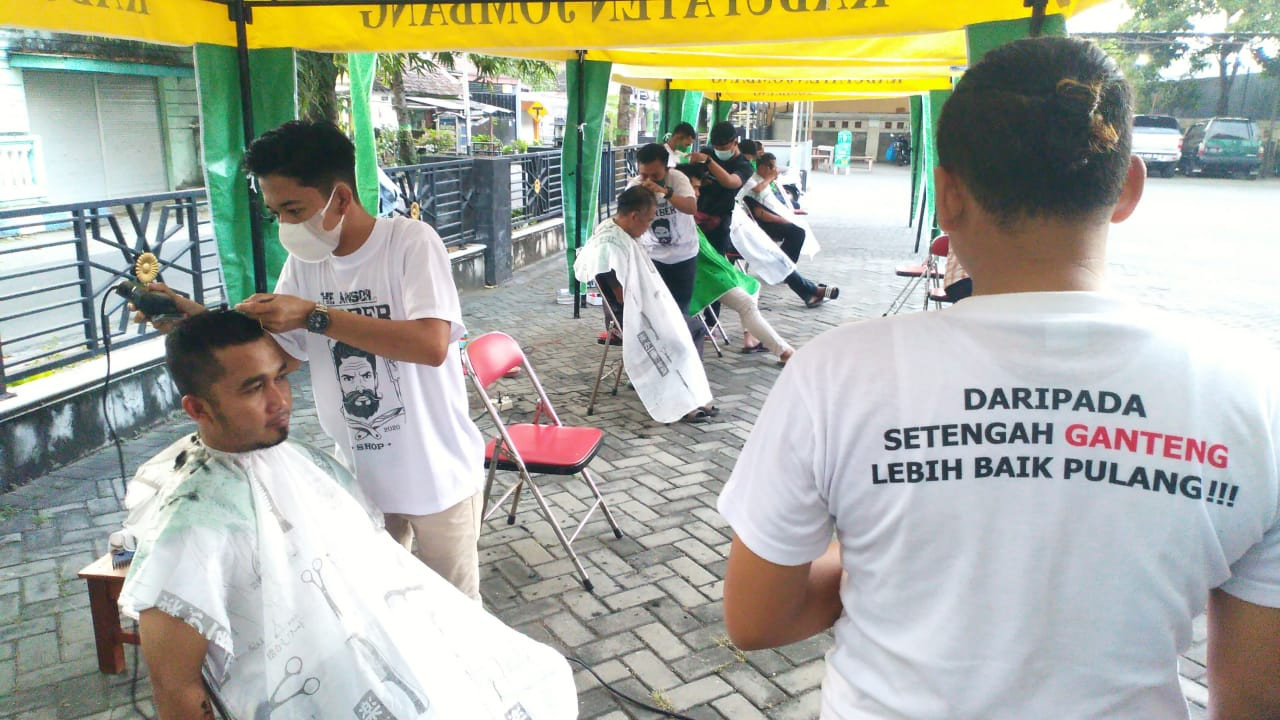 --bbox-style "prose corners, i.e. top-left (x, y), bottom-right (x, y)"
top-left (238, 373), bottom-right (269, 391)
